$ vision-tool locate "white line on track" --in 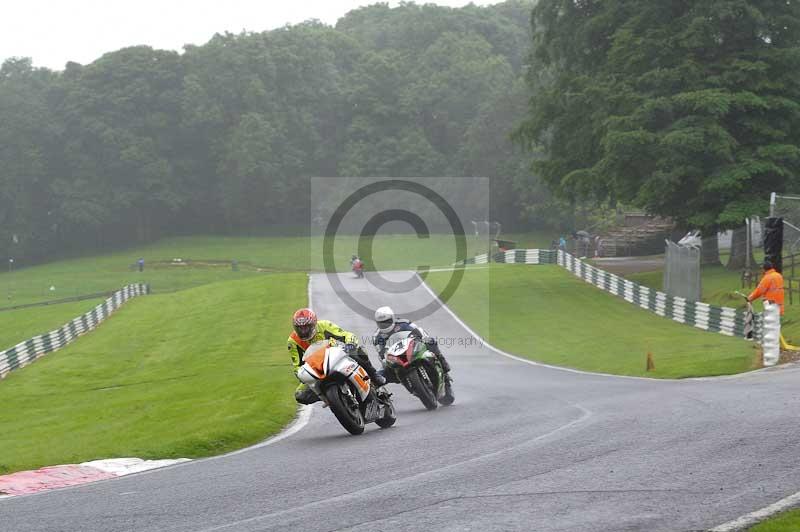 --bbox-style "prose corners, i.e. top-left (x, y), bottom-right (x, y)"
top-left (191, 274), bottom-right (595, 532)
top-left (196, 404), bottom-right (593, 532)
top-left (416, 272), bottom-right (800, 530)
top-left (218, 405), bottom-right (313, 458)
top-left (709, 491), bottom-right (800, 531)
top-left (416, 273), bottom-right (666, 382)
top-left (193, 273), bottom-right (317, 460)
